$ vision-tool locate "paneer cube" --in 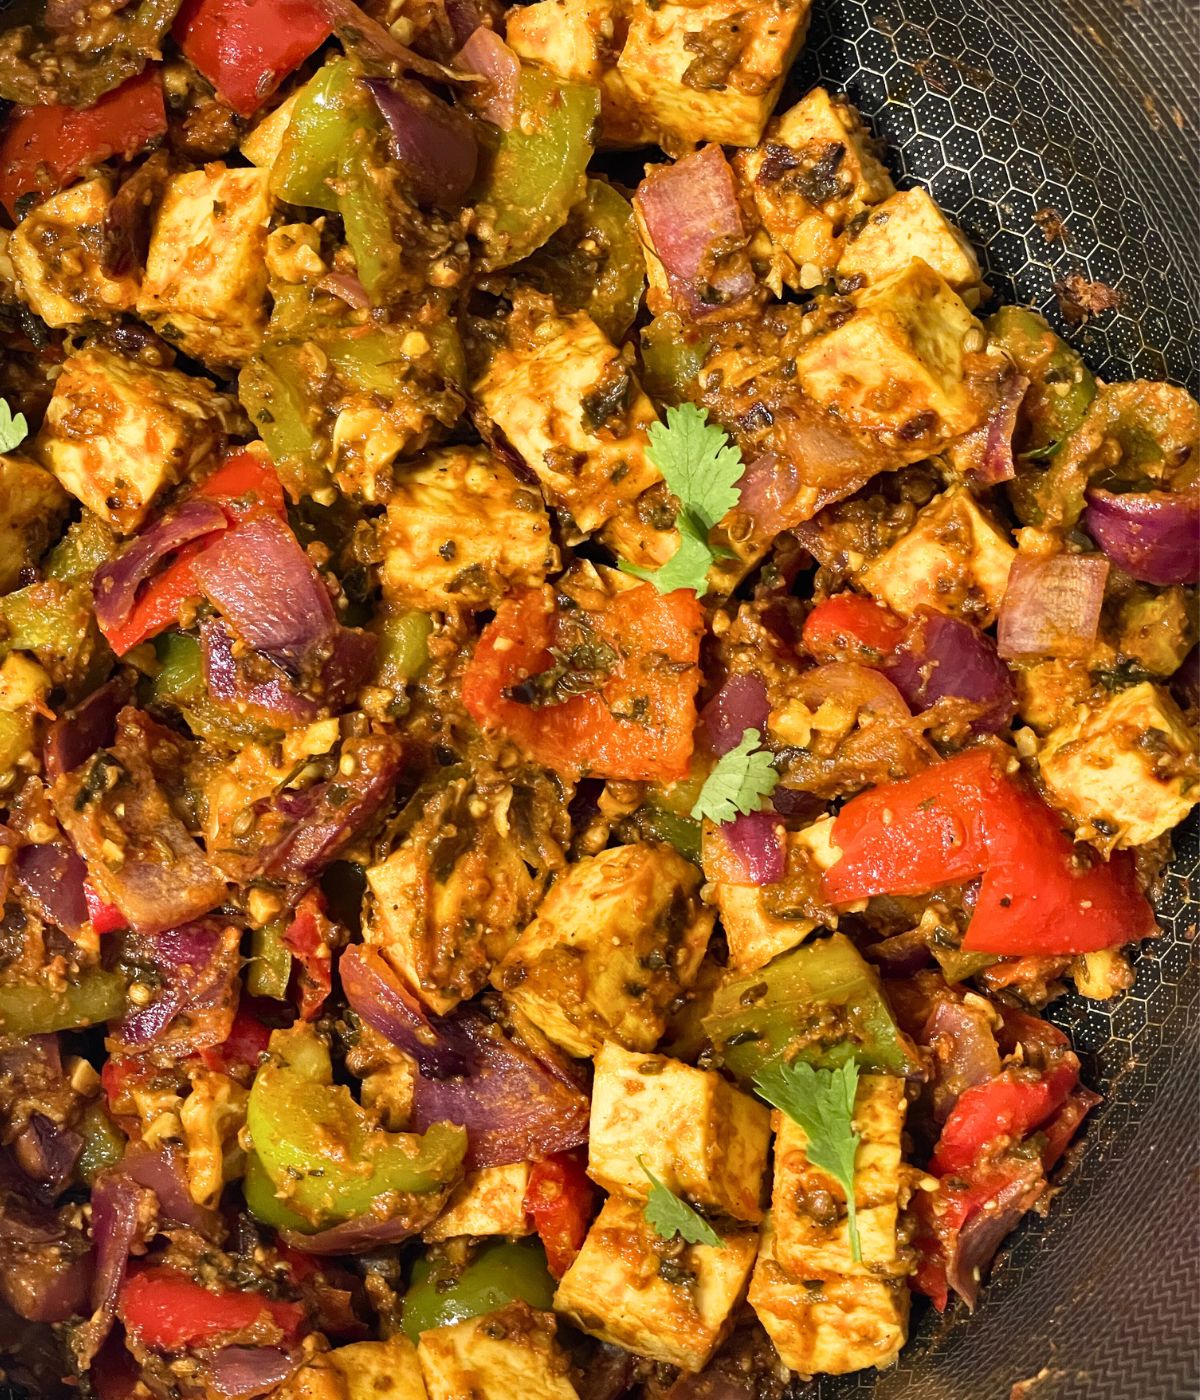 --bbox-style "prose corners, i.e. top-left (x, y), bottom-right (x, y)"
top-left (381, 446), bottom-right (558, 611)
top-left (795, 260), bottom-right (984, 454)
top-left (474, 298), bottom-right (662, 537)
top-left (749, 1216), bottom-right (908, 1375)
top-left (35, 346), bottom-right (238, 533)
top-left (138, 165), bottom-right (272, 368)
top-left (329, 1336), bottom-right (427, 1400)
top-left (588, 1044), bottom-right (770, 1222)
top-left (276, 1358), bottom-right (351, 1400)
top-left (735, 88), bottom-right (895, 290)
top-left (617, 0), bottom-right (811, 150)
top-left (860, 484), bottom-right (1015, 625)
top-left (554, 1196), bottom-right (757, 1372)
top-left (366, 780), bottom-right (543, 1014)
top-left (771, 1074), bottom-right (906, 1278)
top-left (417, 1302), bottom-right (579, 1400)
top-left (492, 843), bottom-right (713, 1057)
top-left (9, 179), bottom-right (139, 328)
top-left (241, 91), bottom-right (300, 168)
top-left (424, 1163), bottom-right (534, 1242)
top-left (1037, 681), bottom-right (1199, 848)
top-left (838, 188), bottom-right (982, 304)
top-left (0, 453), bottom-right (70, 592)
